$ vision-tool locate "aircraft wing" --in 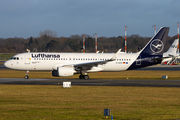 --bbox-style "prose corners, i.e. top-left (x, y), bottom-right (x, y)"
top-left (63, 49), bottom-right (121, 72)
top-left (73, 59), bottom-right (113, 71)
top-left (162, 54), bottom-right (179, 60)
